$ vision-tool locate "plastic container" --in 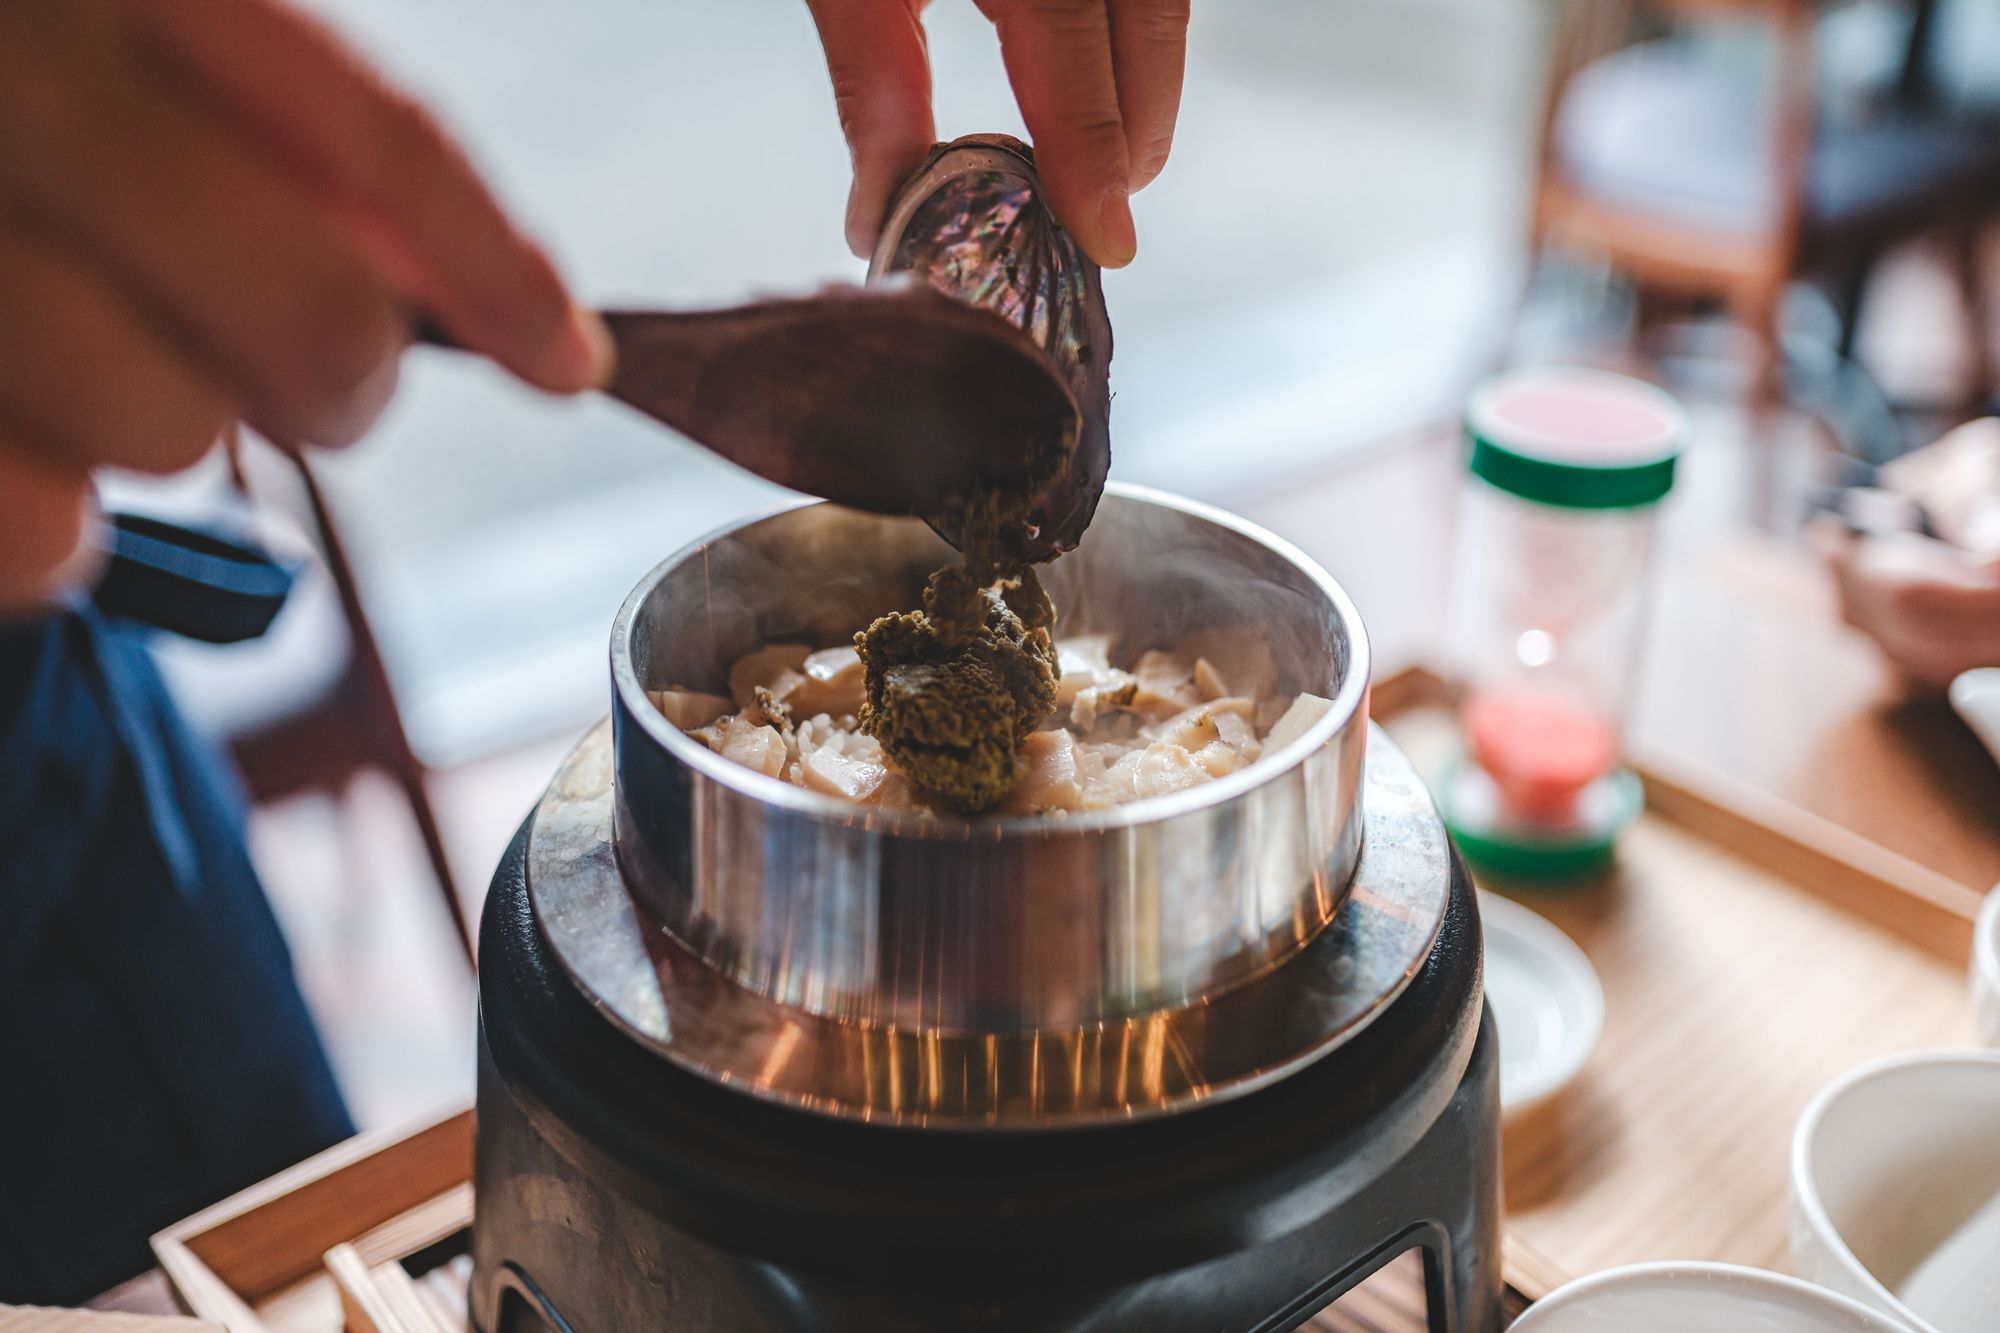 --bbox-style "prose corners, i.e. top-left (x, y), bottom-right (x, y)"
top-left (1444, 367), bottom-right (1687, 878)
